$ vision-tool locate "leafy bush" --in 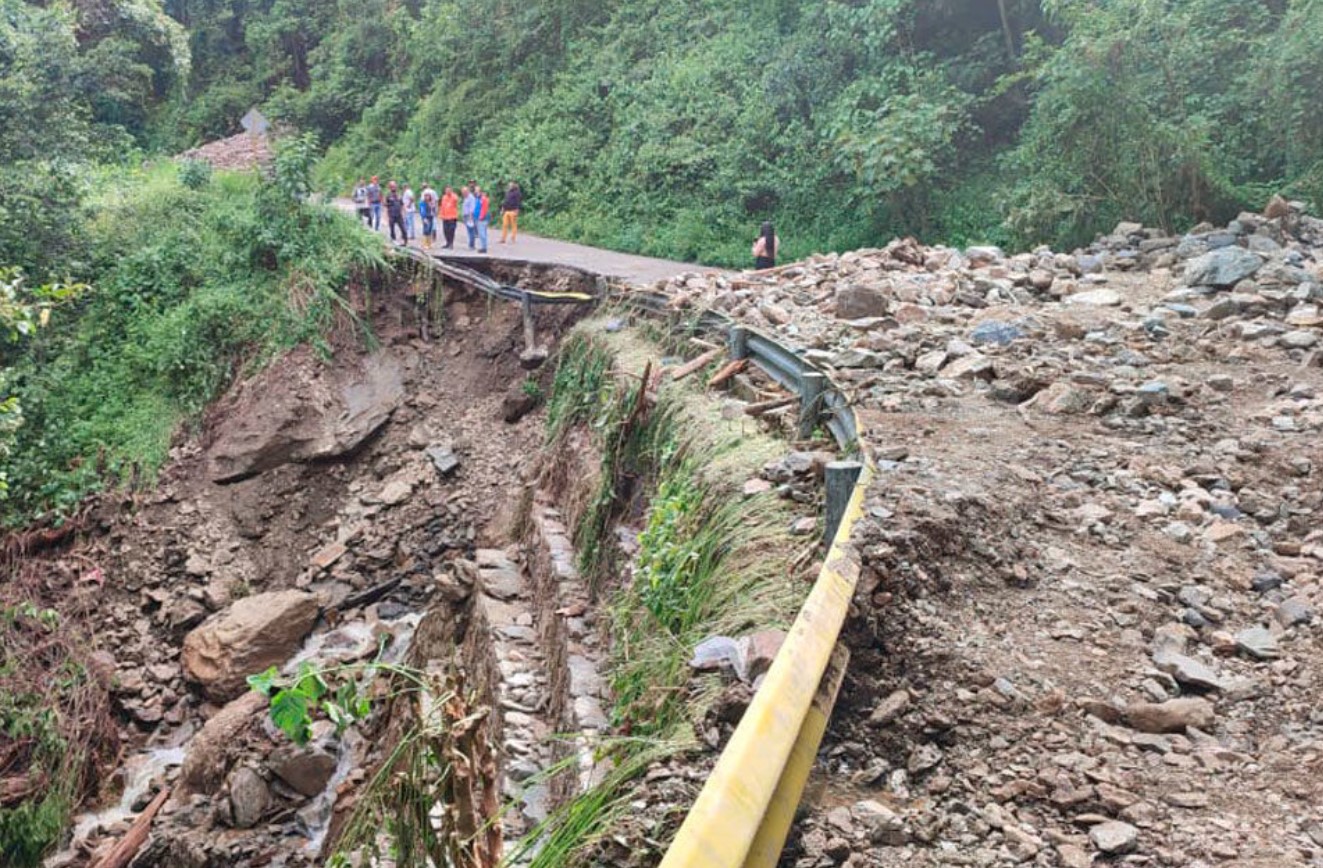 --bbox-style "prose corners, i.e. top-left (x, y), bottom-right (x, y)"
top-left (177, 158), bottom-right (213, 190)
